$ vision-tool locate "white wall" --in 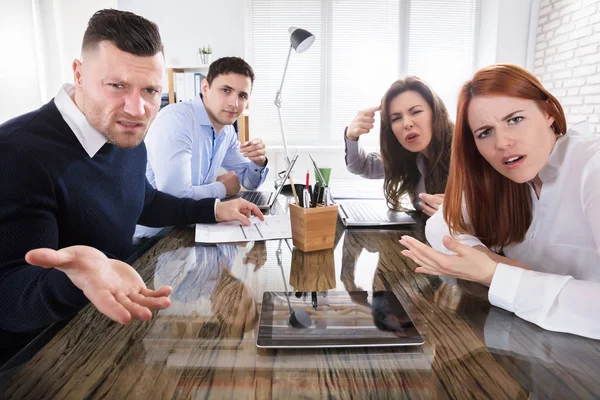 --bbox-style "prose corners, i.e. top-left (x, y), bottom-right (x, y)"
top-left (118, 0), bottom-right (246, 66)
top-left (534, 0), bottom-right (600, 133)
top-left (495, 0), bottom-right (537, 66)
top-left (0, 0), bottom-right (117, 124)
top-left (477, 0), bottom-right (538, 68)
top-left (0, 1), bottom-right (42, 123)
top-left (37, 0), bottom-right (118, 100)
